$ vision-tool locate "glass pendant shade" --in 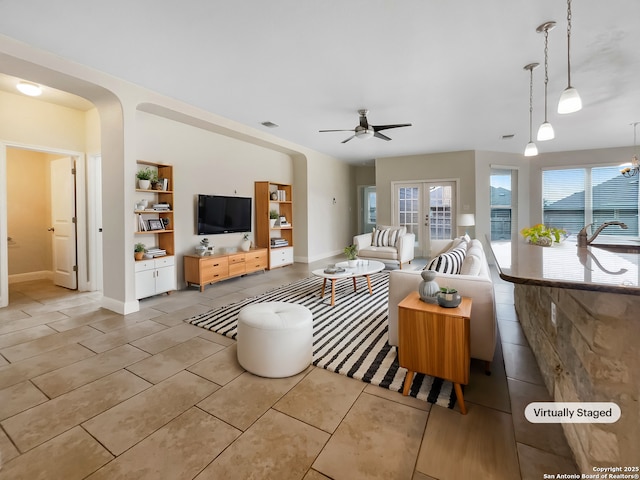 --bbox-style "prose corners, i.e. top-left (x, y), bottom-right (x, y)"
top-left (558, 86), bottom-right (582, 114)
top-left (537, 121), bottom-right (555, 141)
top-left (524, 142), bottom-right (538, 157)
